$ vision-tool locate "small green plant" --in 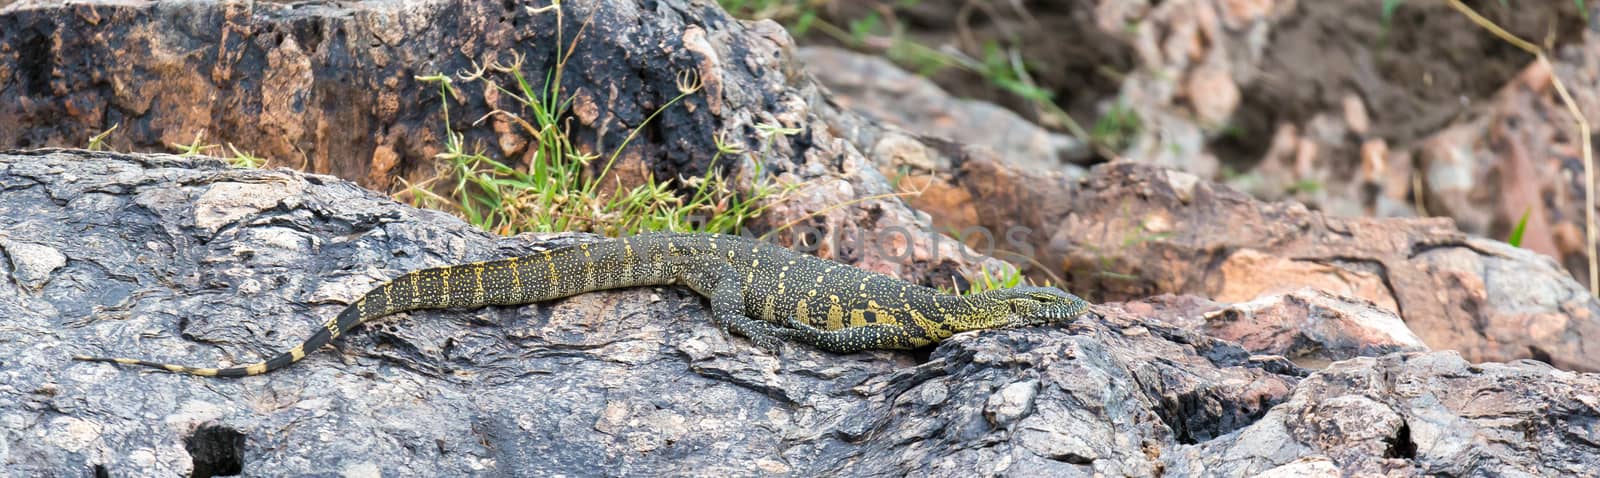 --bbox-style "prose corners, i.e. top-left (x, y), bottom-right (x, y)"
top-left (975, 41), bottom-right (1055, 107)
top-left (1286, 178), bottom-right (1323, 195)
top-left (721, 0), bottom-right (811, 31)
top-left (1380, 0), bottom-right (1404, 32)
top-left (224, 144), bottom-right (268, 169)
top-left (1508, 207), bottom-right (1532, 247)
top-left (1090, 101), bottom-right (1142, 152)
top-left (941, 264), bottom-right (1034, 295)
top-left (1218, 123), bottom-right (1247, 140)
top-left (86, 123), bottom-right (120, 151)
top-left (1076, 215), bottom-right (1178, 284)
top-left (847, 13), bottom-right (881, 43)
top-left (169, 131), bottom-right (219, 158)
top-left (167, 131), bottom-right (270, 168)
